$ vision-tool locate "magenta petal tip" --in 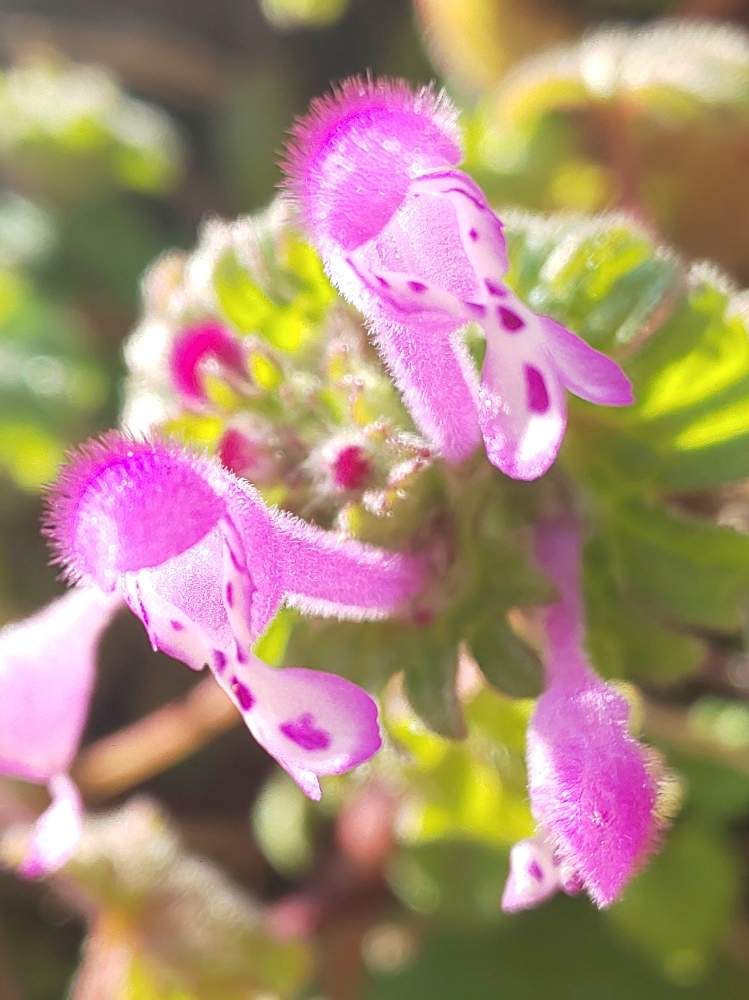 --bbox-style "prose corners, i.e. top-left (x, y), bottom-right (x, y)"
top-left (283, 75), bottom-right (461, 252)
top-left (45, 433), bottom-right (226, 588)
